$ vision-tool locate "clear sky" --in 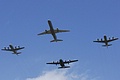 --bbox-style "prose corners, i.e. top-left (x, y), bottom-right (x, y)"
top-left (0, 0), bottom-right (120, 80)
